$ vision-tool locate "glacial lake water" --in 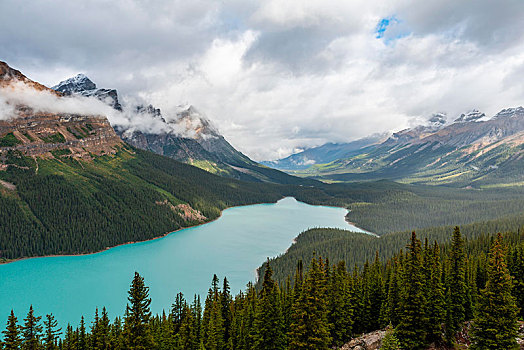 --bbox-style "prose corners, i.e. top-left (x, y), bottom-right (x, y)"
top-left (0, 197), bottom-right (365, 327)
